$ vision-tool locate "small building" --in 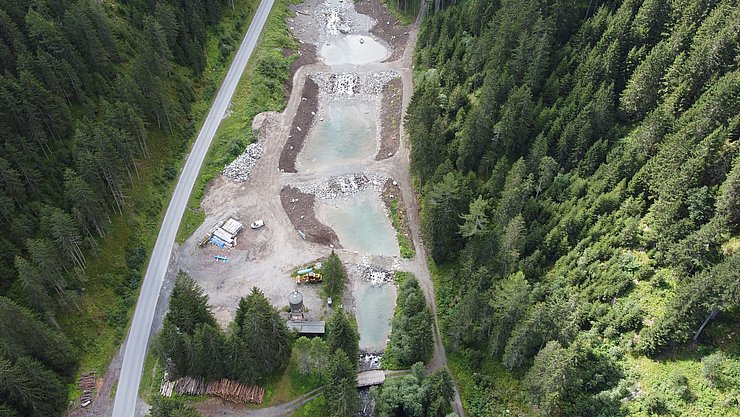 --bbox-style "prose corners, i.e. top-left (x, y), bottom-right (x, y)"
top-left (201, 217), bottom-right (243, 248)
top-left (286, 290), bottom-right (325, 335)
top-left (286, 321), bottom-right (325, 335)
